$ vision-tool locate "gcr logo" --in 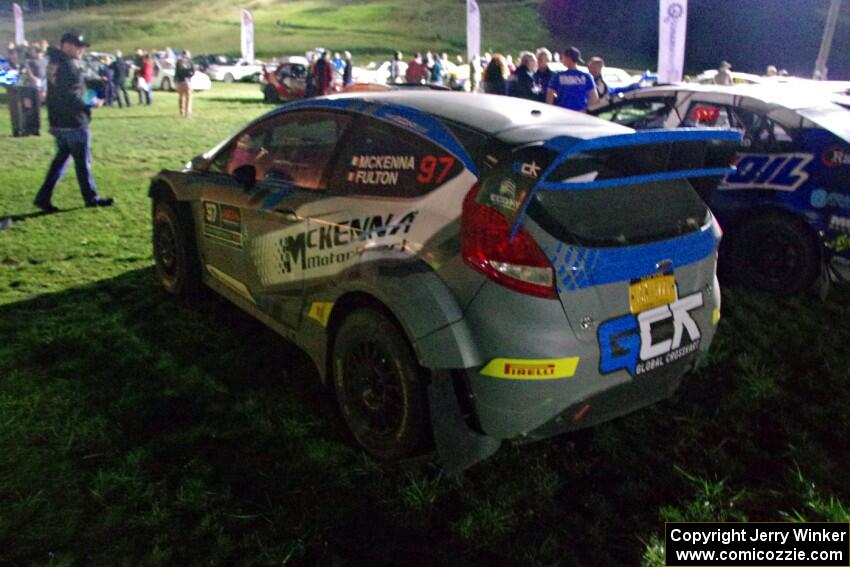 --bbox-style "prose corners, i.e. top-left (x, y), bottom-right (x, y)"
top-left (721, 153), bottom-right (813, 192)
top-left (598, 291), bottom-right (703, 377)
